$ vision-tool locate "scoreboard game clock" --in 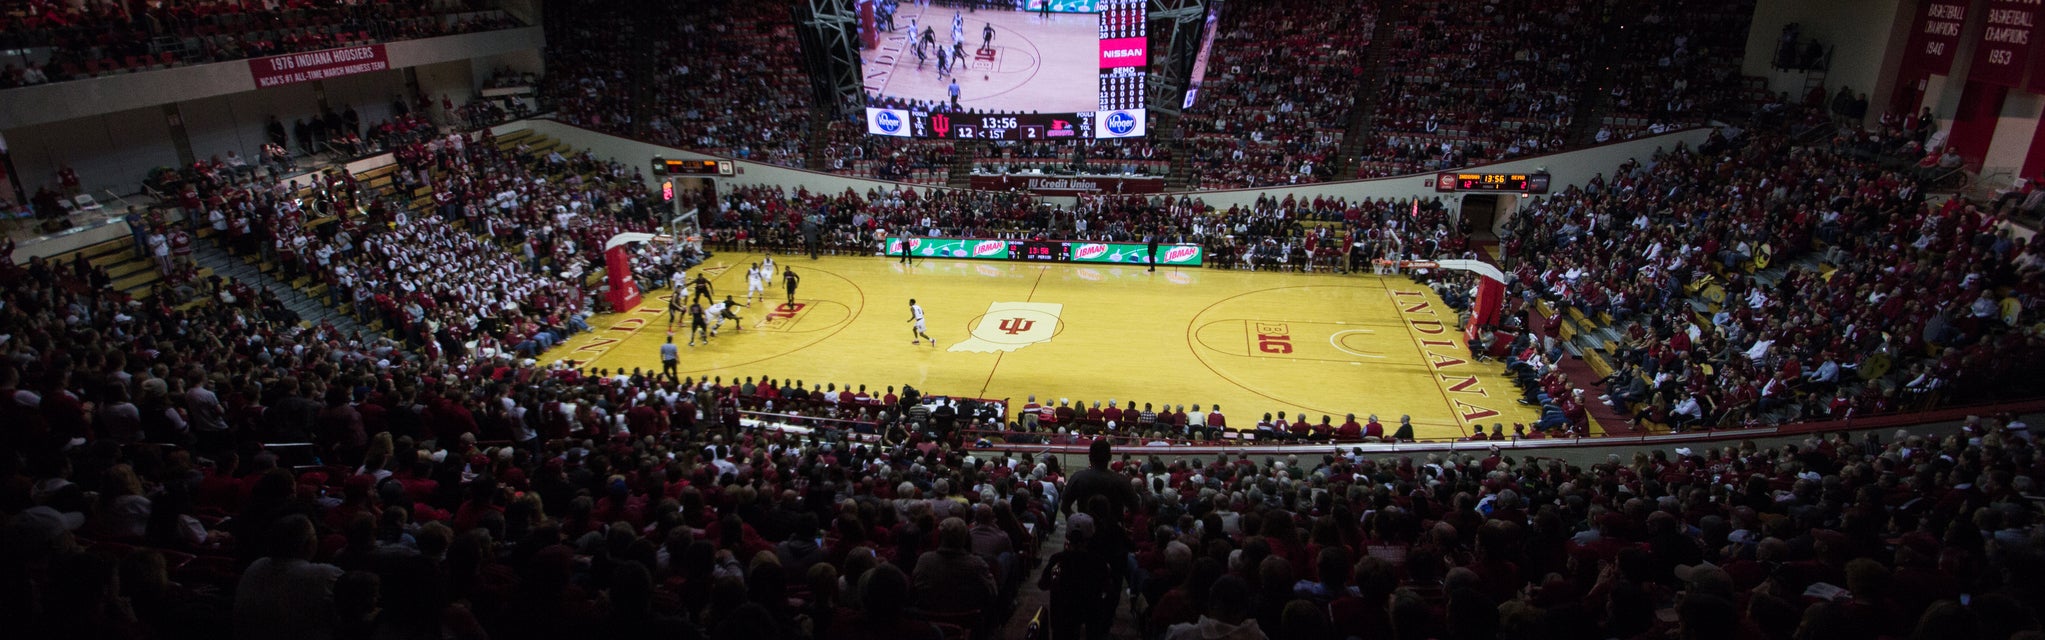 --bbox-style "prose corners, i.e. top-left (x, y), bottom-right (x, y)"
top-left (652, 158), bottom-right (735, 177)
top-left (1434, 172), bottom-right (1551, 194)
top-left (1019, 240), bottom-right (1064, 262)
